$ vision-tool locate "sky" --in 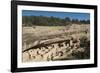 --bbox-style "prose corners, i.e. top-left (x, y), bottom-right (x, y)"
top-left (22, 10), bottom-right (90, 20)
